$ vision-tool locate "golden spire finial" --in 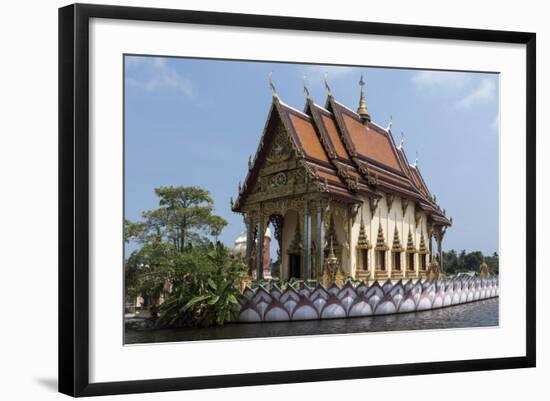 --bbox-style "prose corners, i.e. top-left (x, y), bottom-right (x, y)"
top-left (398, 131), bottom-right (404, 149)
top-left (269, 72), bottom-right (279, 99)
top-left (414, 151), bottom-right (419, 167)
top-left (357, 73), bottom-right (371, 122)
